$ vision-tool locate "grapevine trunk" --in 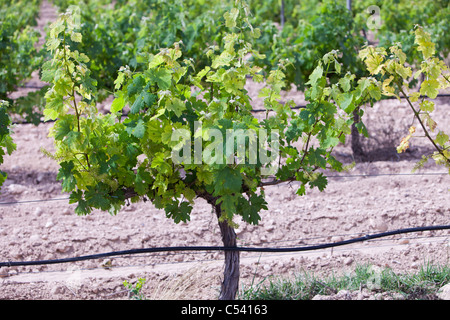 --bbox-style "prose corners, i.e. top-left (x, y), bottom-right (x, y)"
top-left (351, 108), bottom-right (364, 161)
top-left (200, 193), bottom-right (240, 300)
top-left (216, 205), bottom-right (240, 300)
